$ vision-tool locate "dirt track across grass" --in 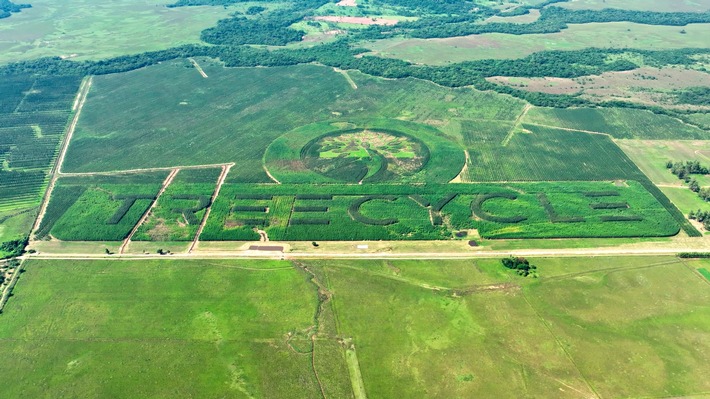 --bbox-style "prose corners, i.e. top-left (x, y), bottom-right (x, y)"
top-left (188, 58), bottom-right (208, 78)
